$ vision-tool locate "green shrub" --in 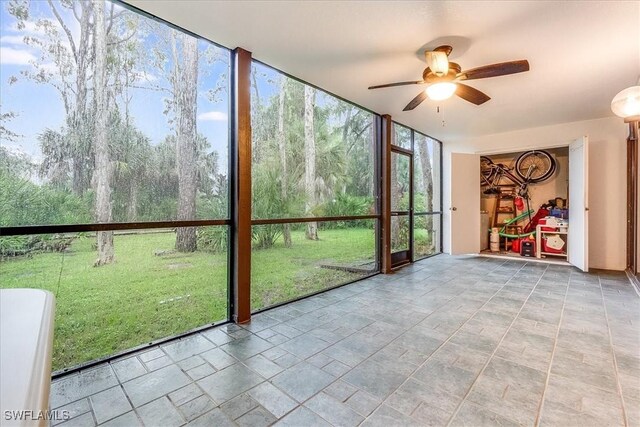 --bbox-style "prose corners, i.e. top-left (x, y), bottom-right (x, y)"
top-left (320, 194), bottom-right (373, 229)
top-left (0, 172), bottom-right (92, 227)
top-left (197, 227), bottom-right (227, 253)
